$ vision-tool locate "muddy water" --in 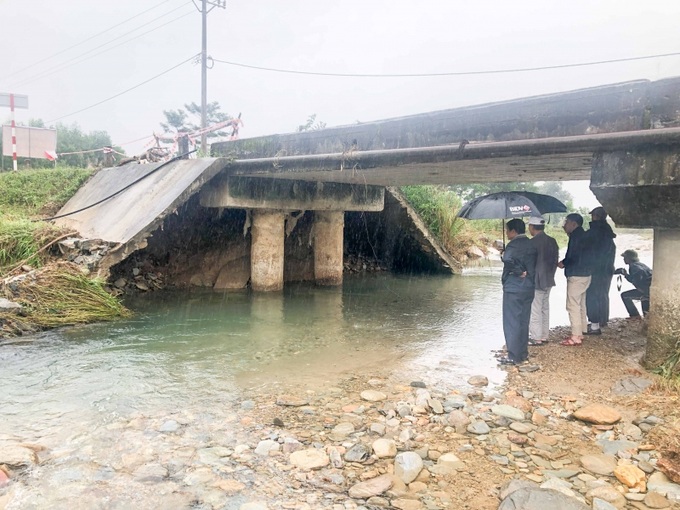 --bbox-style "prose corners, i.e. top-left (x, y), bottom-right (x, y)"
top-left (0, 232), bottom-right (652, 508)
